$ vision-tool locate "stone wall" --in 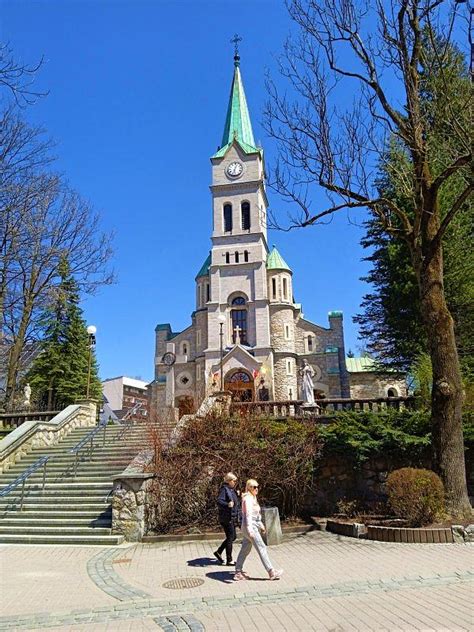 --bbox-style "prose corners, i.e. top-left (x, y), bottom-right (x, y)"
top-left (349, 373), bottom-right (407, 399)
top-left (112, 450), bottom-right (155, 542)
top-left (308, 453), bottom-right (431, 515)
